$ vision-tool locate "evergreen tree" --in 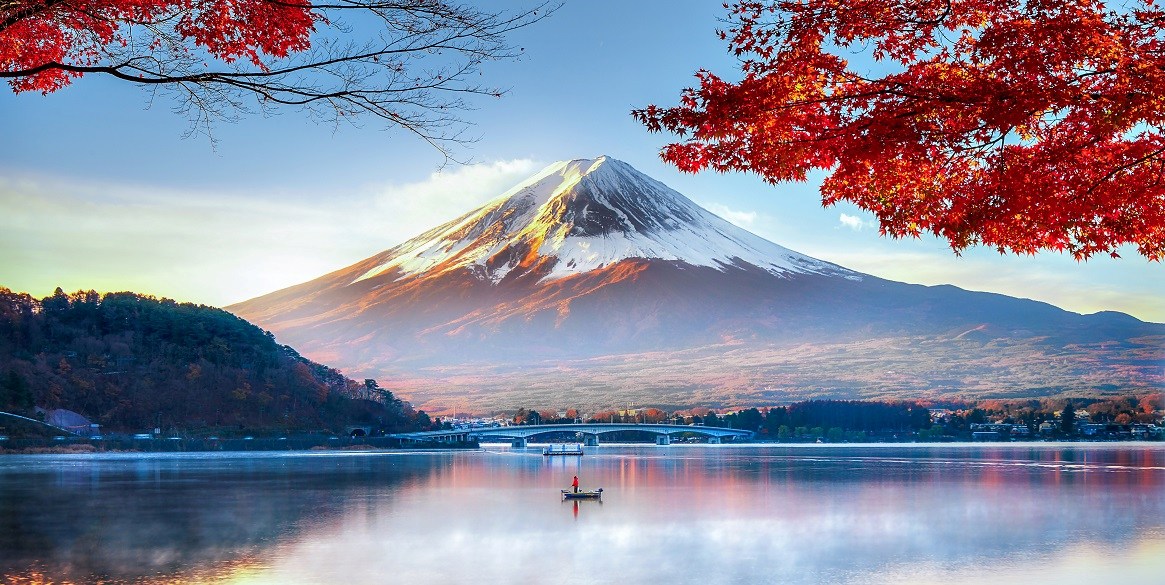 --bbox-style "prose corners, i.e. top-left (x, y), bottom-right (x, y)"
top-left (0, 371), bottom-right (10, 409)
top-left (736, 408), bottom-right (764, 432)
top-left (1061, 403), bottom-right (1077, 436)
top-left (1, 371), bottom-right (32, 411)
